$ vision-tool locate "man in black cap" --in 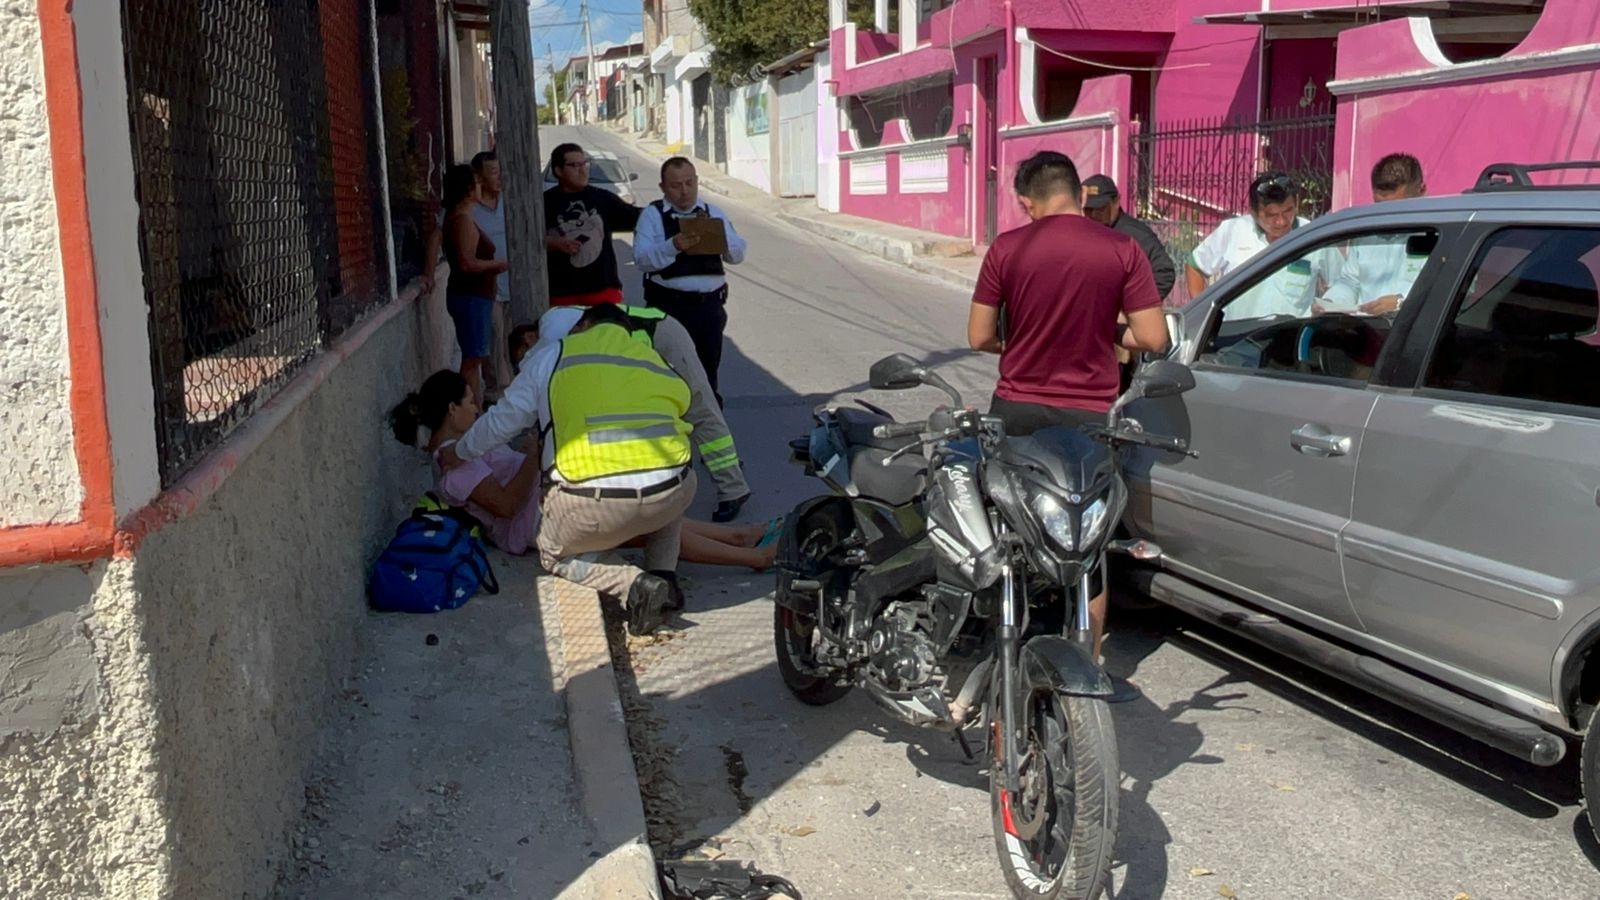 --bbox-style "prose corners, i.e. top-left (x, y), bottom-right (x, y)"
top-left (1082, 174), bottom-right (1175, 300)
